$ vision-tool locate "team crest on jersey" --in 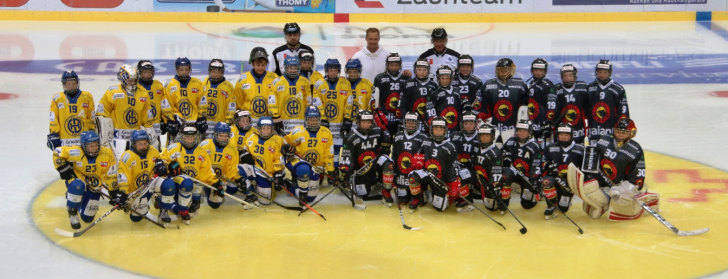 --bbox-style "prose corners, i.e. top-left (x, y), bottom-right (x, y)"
top-left (547, 110), bottom-right (555, 120)
top-left (303, 150), bottom-right (320, 164)
top-left (124, 108), bottom-right (139, 126)
top-left (414, 98), bottom-right (427, 115)
top-left (385, 92), bottom-right (399, 113)
top-left (528, 98), bottom-right (540, 120)
top-left (592, 102), bottom-right (611, 123)
top-left (85, 175), bottom-right (101, 188)
top-left (285, 98), bottom-right (302, 117)
top-left (358, 151), bottom-right (376, 166)
top-left (398, 152), bottom-right (414, 173)
top-left (135, 171), bottom-right (151, 187)
top-left (325, 101), bottom-right (339, 119)
top-left (442, 107), bottom-right (458, 129)
top-left (558, 164), bottom-right (569, 177)
top-left (474, 165), bottom-right (488, 181)
top-left (601, 159), bottom-right (617, 181)
top-left (513, 159), bottom-right (530, 175)
top-left (182, 167), bottom-right (198, 177)
top-left (426, 159), bottom-right (442, 178)
top-left (563, 104), bottom-right (581, 126)
top-left (64, 116), bottom-right (84, 136)
top-left (494, 100), bottom-right (513, 122)
top-left (458, 154), bottom-right (471, 164)
top-left (207, 100), bottom-right (219, 117)
top-left (178, 100), bottom-right (192, 118)
top-left (254, 156), bottom-right (267, 169)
